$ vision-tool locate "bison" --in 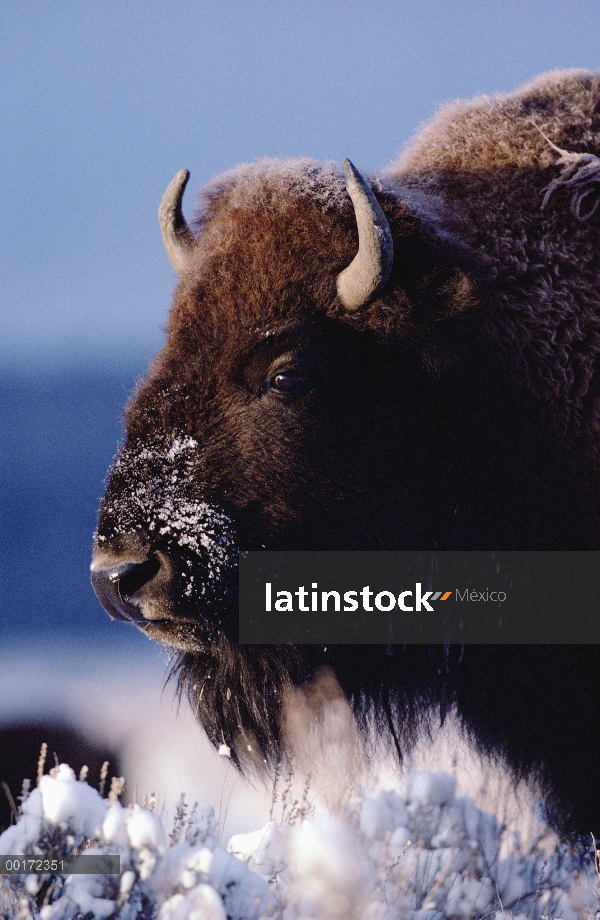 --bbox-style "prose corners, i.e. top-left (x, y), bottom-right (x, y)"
top-left (92, 70), bottom-right (600, 838)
